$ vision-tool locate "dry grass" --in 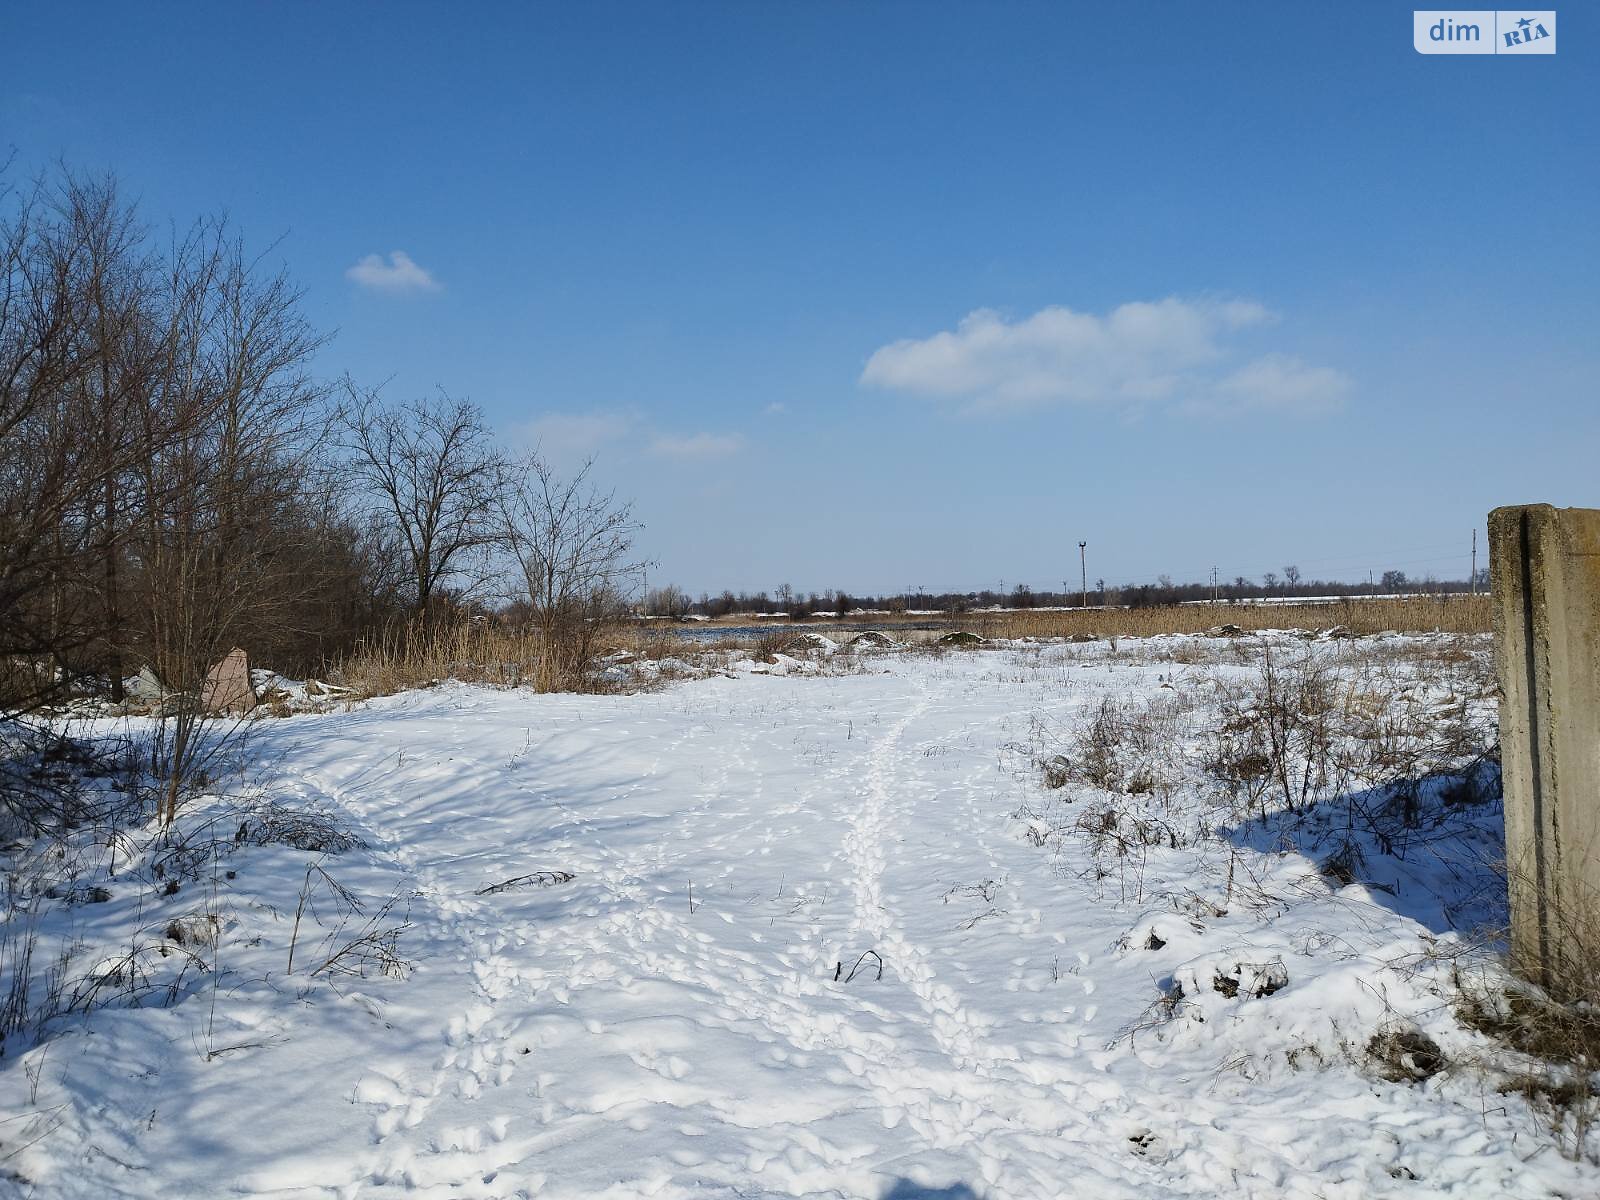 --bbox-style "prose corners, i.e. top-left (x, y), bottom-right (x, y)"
top-left (1457, 969), bottom-right (1600, 1162)
top-left (328, 599), bottom-right (1490, 696)
top-left (684, 596), bottom-right (1490, 640)
top-left (330, 620), bottom-right (693, 697)
top-left (968, 596), bottom-right (1490, 640)
top-left (332, 623), bottom-right (533, 696)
